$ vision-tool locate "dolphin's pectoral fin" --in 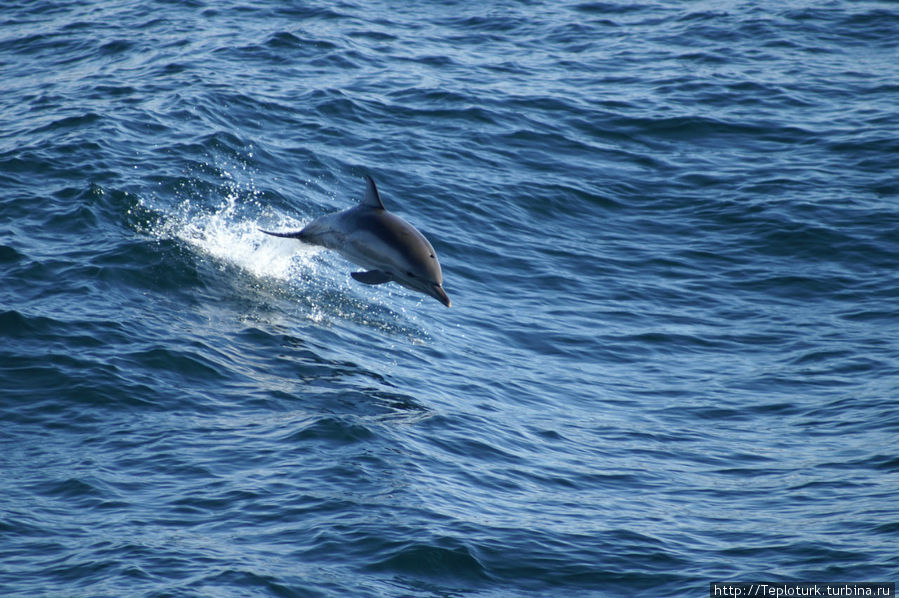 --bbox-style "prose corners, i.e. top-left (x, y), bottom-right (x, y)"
top-left (351, 270), bottom-right (392, 285)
